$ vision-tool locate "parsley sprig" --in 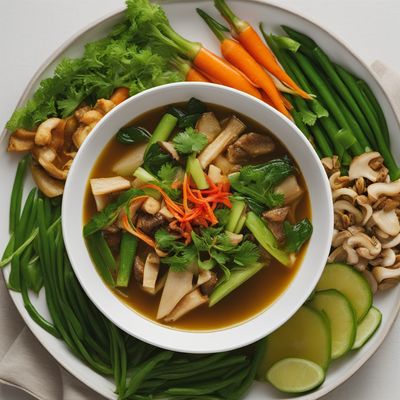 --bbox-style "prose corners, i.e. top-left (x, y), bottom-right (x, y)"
top-left (172, 127), bottom-right (208, 155)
